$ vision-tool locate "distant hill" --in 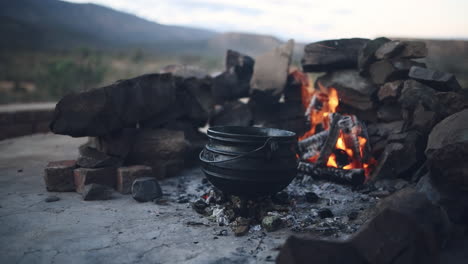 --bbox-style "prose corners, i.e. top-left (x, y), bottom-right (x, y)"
top-left (0, 0), bottom-right (286, 56)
